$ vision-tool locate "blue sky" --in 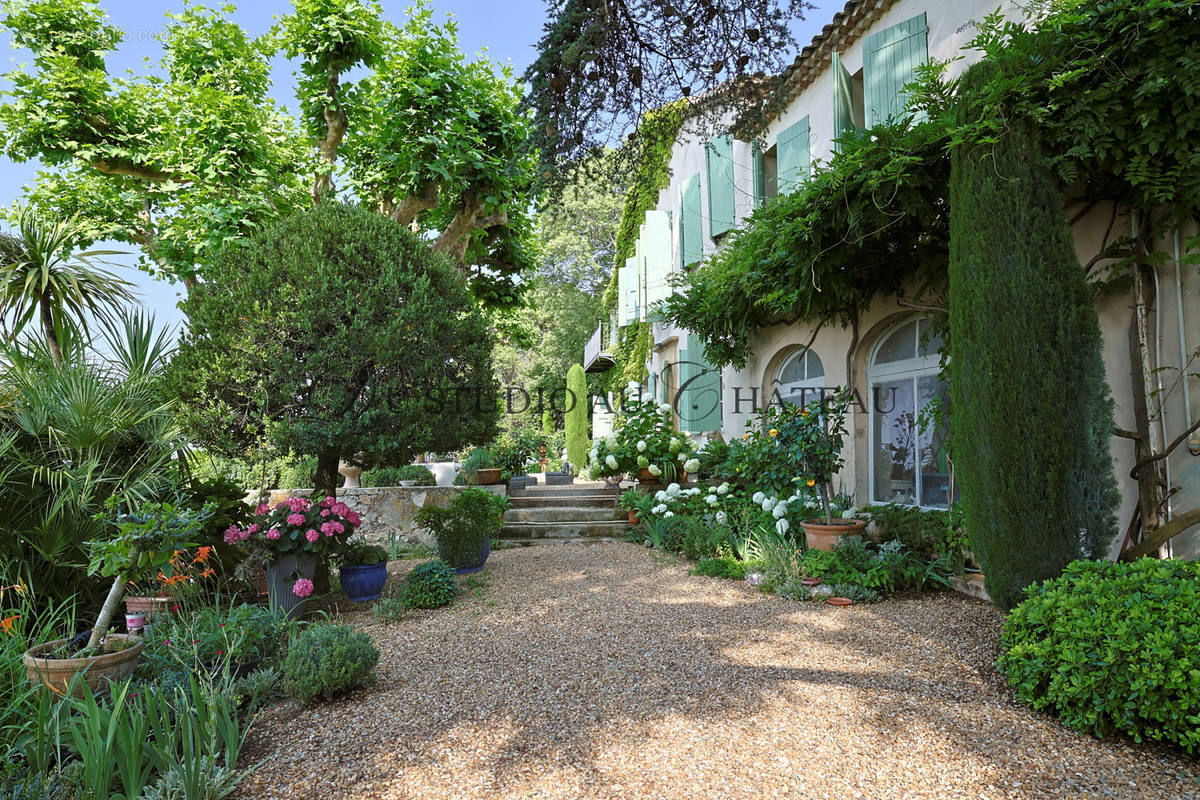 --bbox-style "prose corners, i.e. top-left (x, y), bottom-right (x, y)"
top-left (0, 0), bottom-right (830, 335)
